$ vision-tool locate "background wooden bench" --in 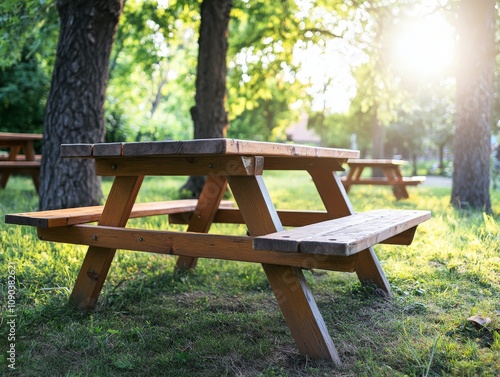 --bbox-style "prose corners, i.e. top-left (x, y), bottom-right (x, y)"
top-left (0, 160), bottom-right (41, 192)
top-left (0, 132), bottom-right (42, 192)
top-left (341, 159), bottom-right (426, 200)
